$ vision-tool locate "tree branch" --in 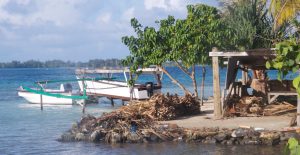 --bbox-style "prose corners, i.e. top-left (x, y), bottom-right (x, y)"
top-left (159, 66), bottom-right (192, 95)
top-left (174, 61), bottom-right (192, 77)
